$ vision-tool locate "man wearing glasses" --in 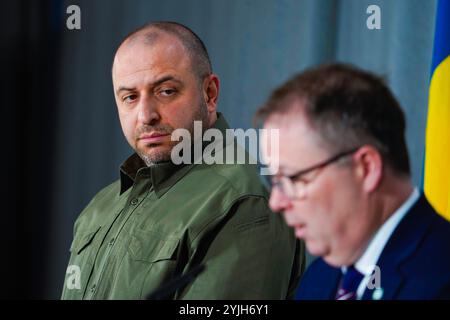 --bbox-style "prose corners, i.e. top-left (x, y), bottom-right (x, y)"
top-left (256, 64), bottom-right (450, 300)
